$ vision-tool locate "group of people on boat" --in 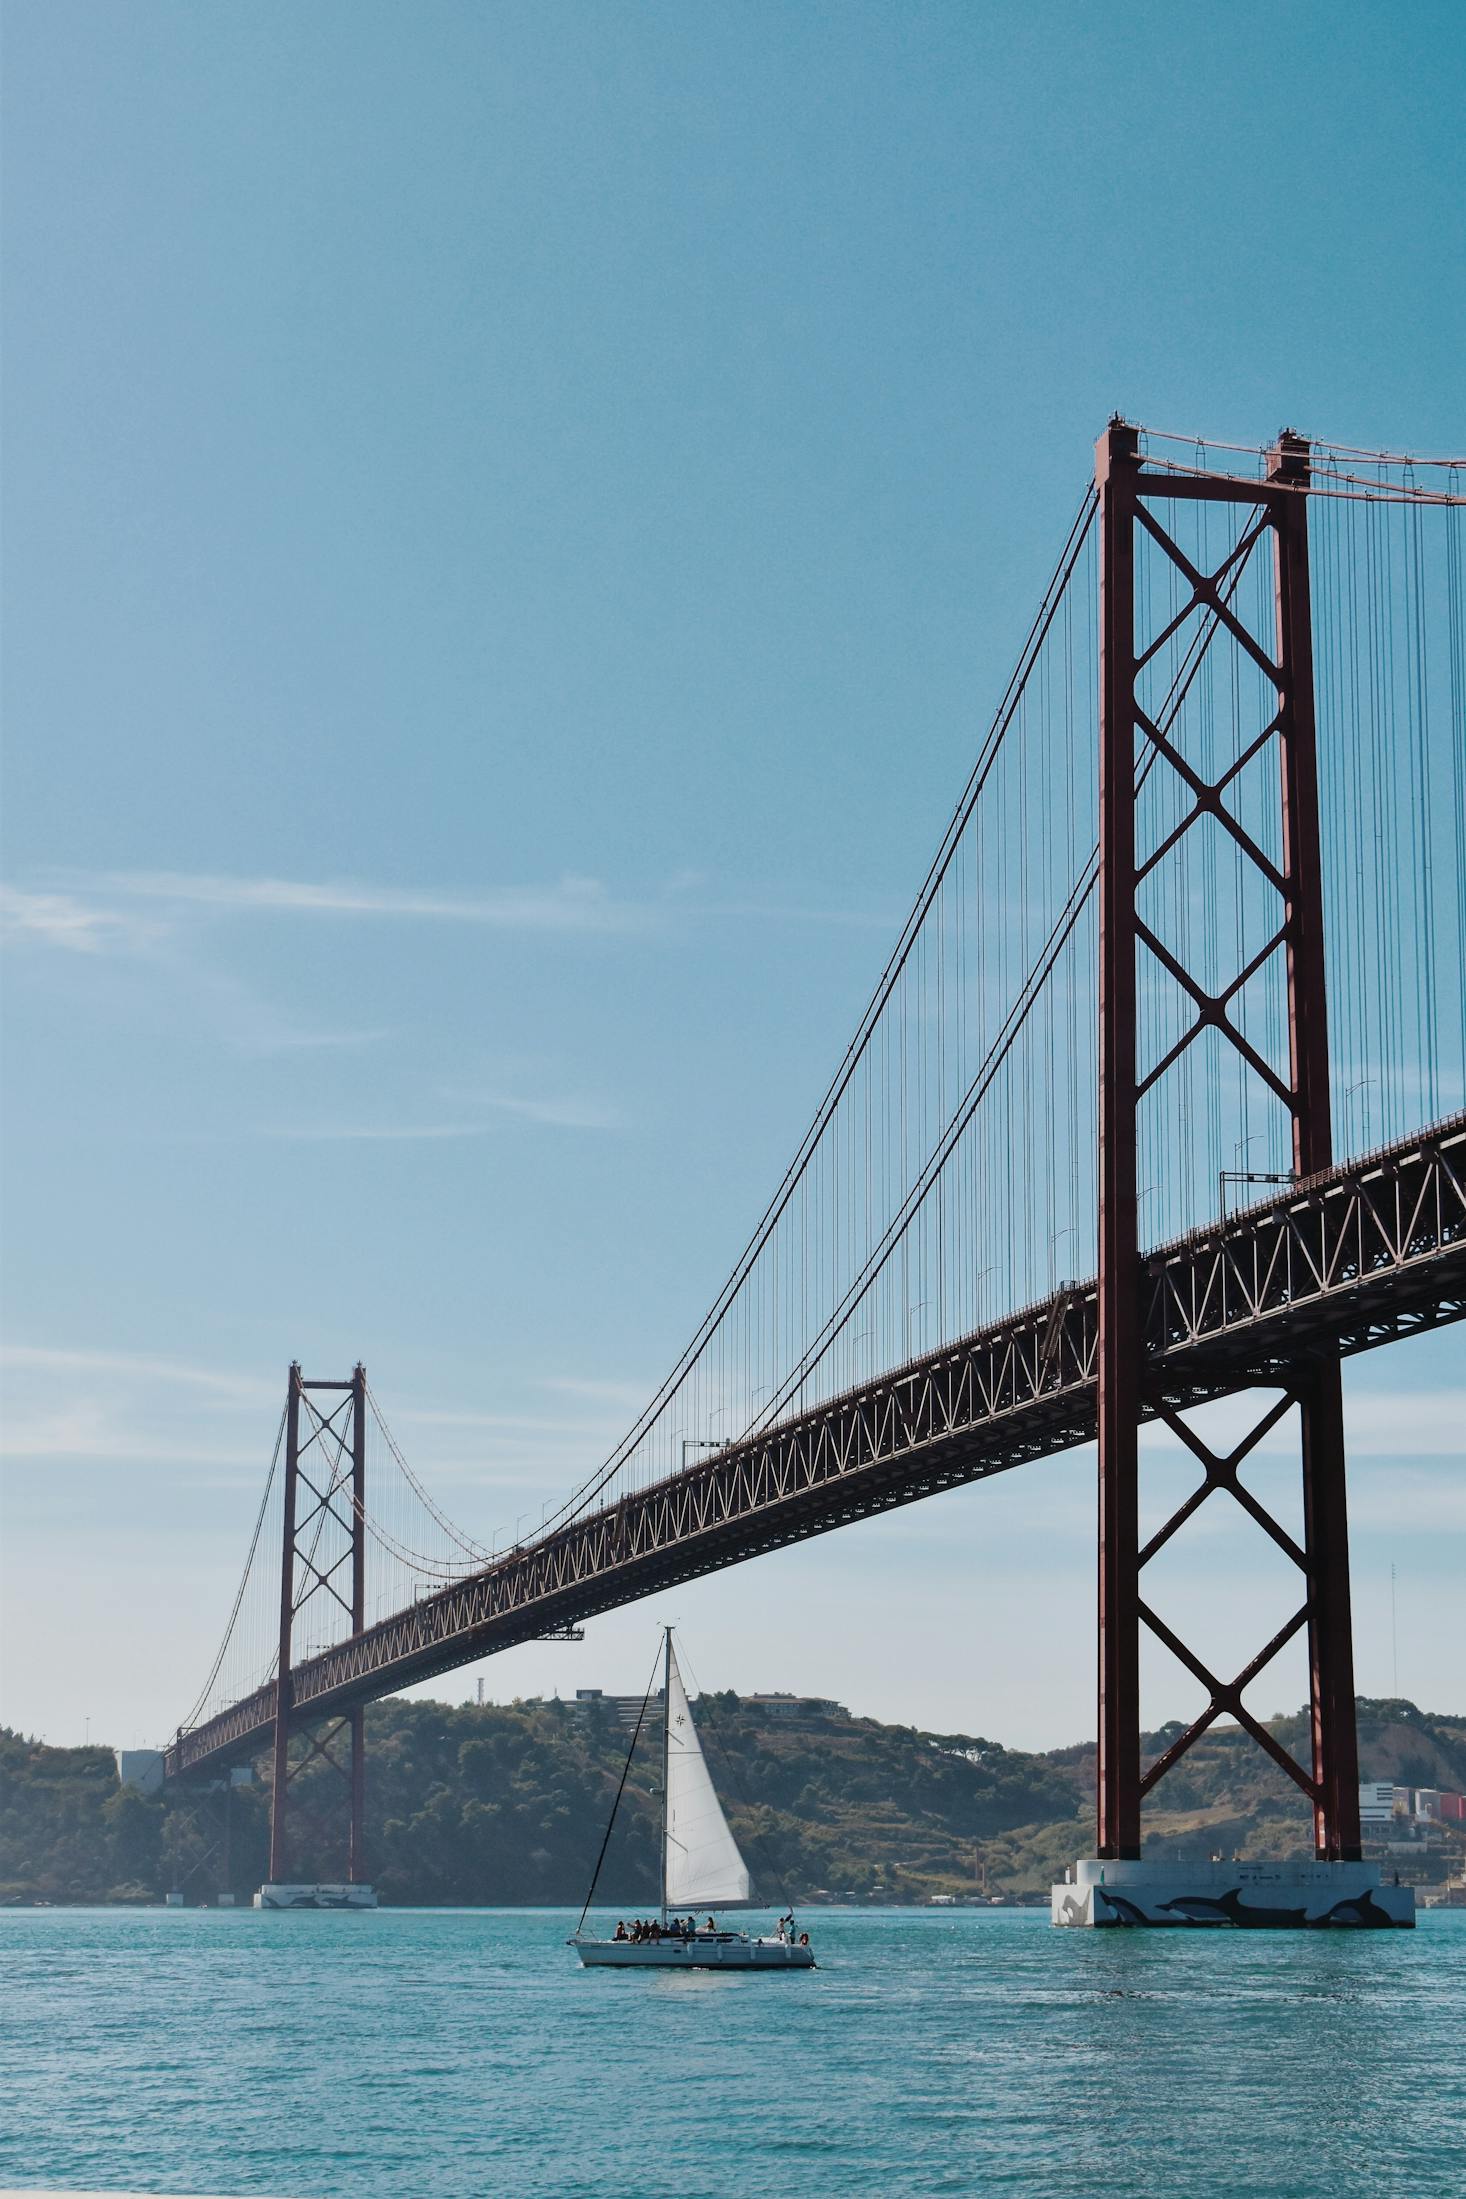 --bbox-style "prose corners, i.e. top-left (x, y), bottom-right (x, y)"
top-left (613, 1916), bottom-right (720, 1942)
top-left (608, 1911), bottom-right (810, 1948)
